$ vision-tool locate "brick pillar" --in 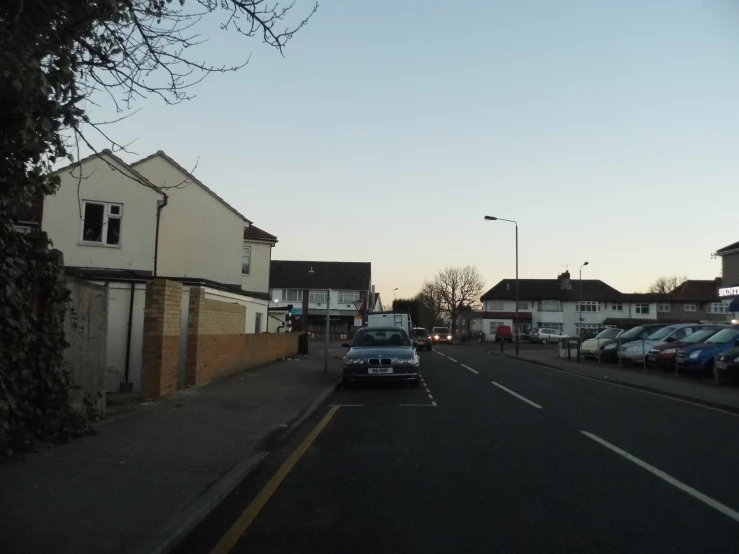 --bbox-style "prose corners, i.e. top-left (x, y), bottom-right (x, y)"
top-left (141, 279), bottom-right (182, 399)
top-left (185, 287), bottom-right (205, 386)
